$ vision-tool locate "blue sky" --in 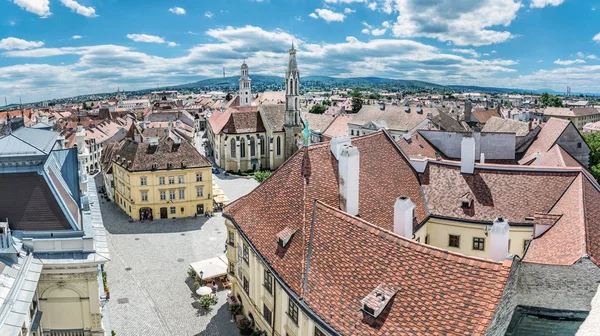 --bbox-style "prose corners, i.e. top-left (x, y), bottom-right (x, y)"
top-left (1, 0), bottom-right (600, 103)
